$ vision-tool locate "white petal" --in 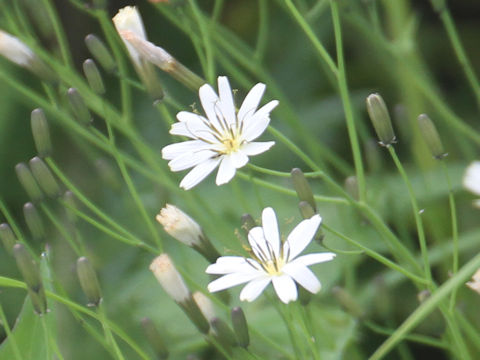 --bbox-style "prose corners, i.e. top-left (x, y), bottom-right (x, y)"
top-left (176, 111), bottom-right (203, 122)
top-left (242, 100), bottom-right (279, 141)
top-left (237, 83), bottom-right (266, 123)
top-left (284, 214), bottom-right (322, 260)
top-left (229, 151), bottom-right (249, 168)
top-left (290, 253), bottom-right (336, 267)
top-left (206, 257), bottom-right (258, 275)
top-left (248, 226), bottom-right (270, 261)
top-left (162, 140), bottom-right (208, 160)
top-left (199, 83), bottom-right (223, 132)
top-left (240, 276), bottom-right (271, 302)
top-left (241, 141), bottom-right (275, 156)
top-left (261, 207), bottom-right (280, 257)
top-left (217, 76), bottom-right (236, 126)
top-left (282, 263), bottom-right (321, 294)
top-left (168, 150), bottom-right (215, 171)
top-left (179, 157), bottom-right (221, 190)
top-left (207, 272), bottom-right (261, 293)
top-left (216, 155), bottom-right (237, 185)
top-left (272, 274), bottom-right (297, 304)
top-left (463, 161), bottom-right (480, 196)
top-left (171, 117), bottom-right (217, 142)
